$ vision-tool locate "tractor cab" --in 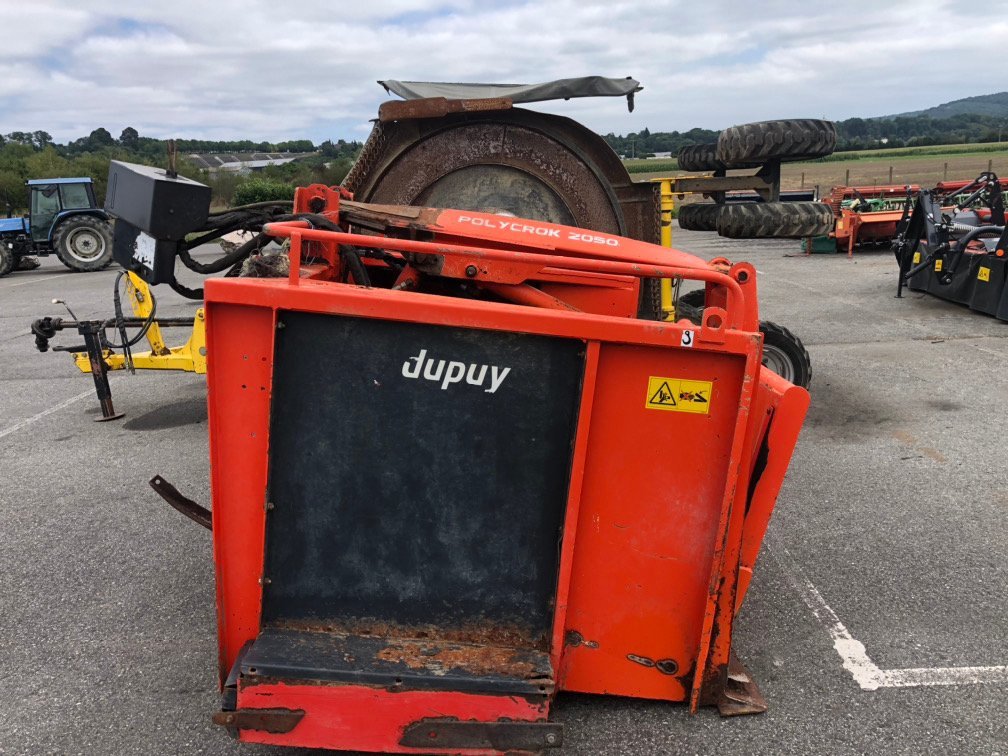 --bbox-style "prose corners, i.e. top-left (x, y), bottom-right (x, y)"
top-left (27, 178), bottom-right (99, 242)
